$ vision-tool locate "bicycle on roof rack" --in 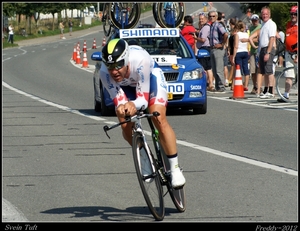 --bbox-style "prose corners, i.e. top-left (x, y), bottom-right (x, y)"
top-left (102, 3), bottom-right (114, 37)
top-left (152, 2), bottom-right (185, 28)
top-left (103, 2), bottom-right (185, 36)
top-left (102, 2), bottom-right (141, 37)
